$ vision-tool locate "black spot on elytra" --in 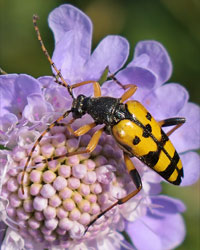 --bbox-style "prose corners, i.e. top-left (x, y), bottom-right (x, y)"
top-left (142, 124), bottom-right (152, 138)
top-left (133, 136), bottom-right (140, 145)
top-left (146, 112), bottom-right (152, 121)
